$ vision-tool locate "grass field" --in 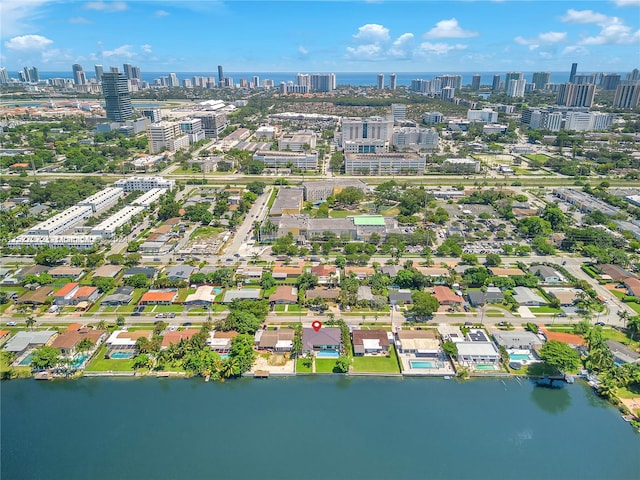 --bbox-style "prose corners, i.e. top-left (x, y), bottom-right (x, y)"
top-left (190, 226), bottom-right (224, 240)
top-left (296, 358), bottom-right (312, 373)
top-left (315, 358), bottom-right (339, 373)
top-left (352, 346), bottom-right (400, 373)
top-left (85, 346), bottom-right (137, 372)
top-left (530, 306), bottom-right (563, 314)
top-left (329, 209), bottom-right (354, 218)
